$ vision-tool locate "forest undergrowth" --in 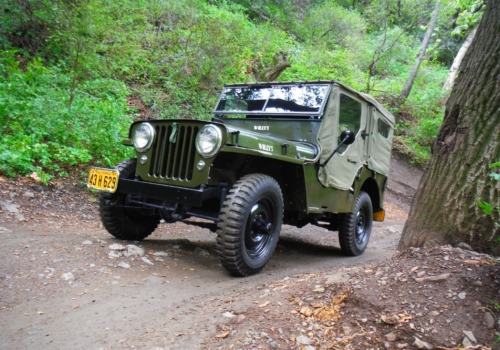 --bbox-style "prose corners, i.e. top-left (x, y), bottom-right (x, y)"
top-left (0, 0), bottom-right (482, 181)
